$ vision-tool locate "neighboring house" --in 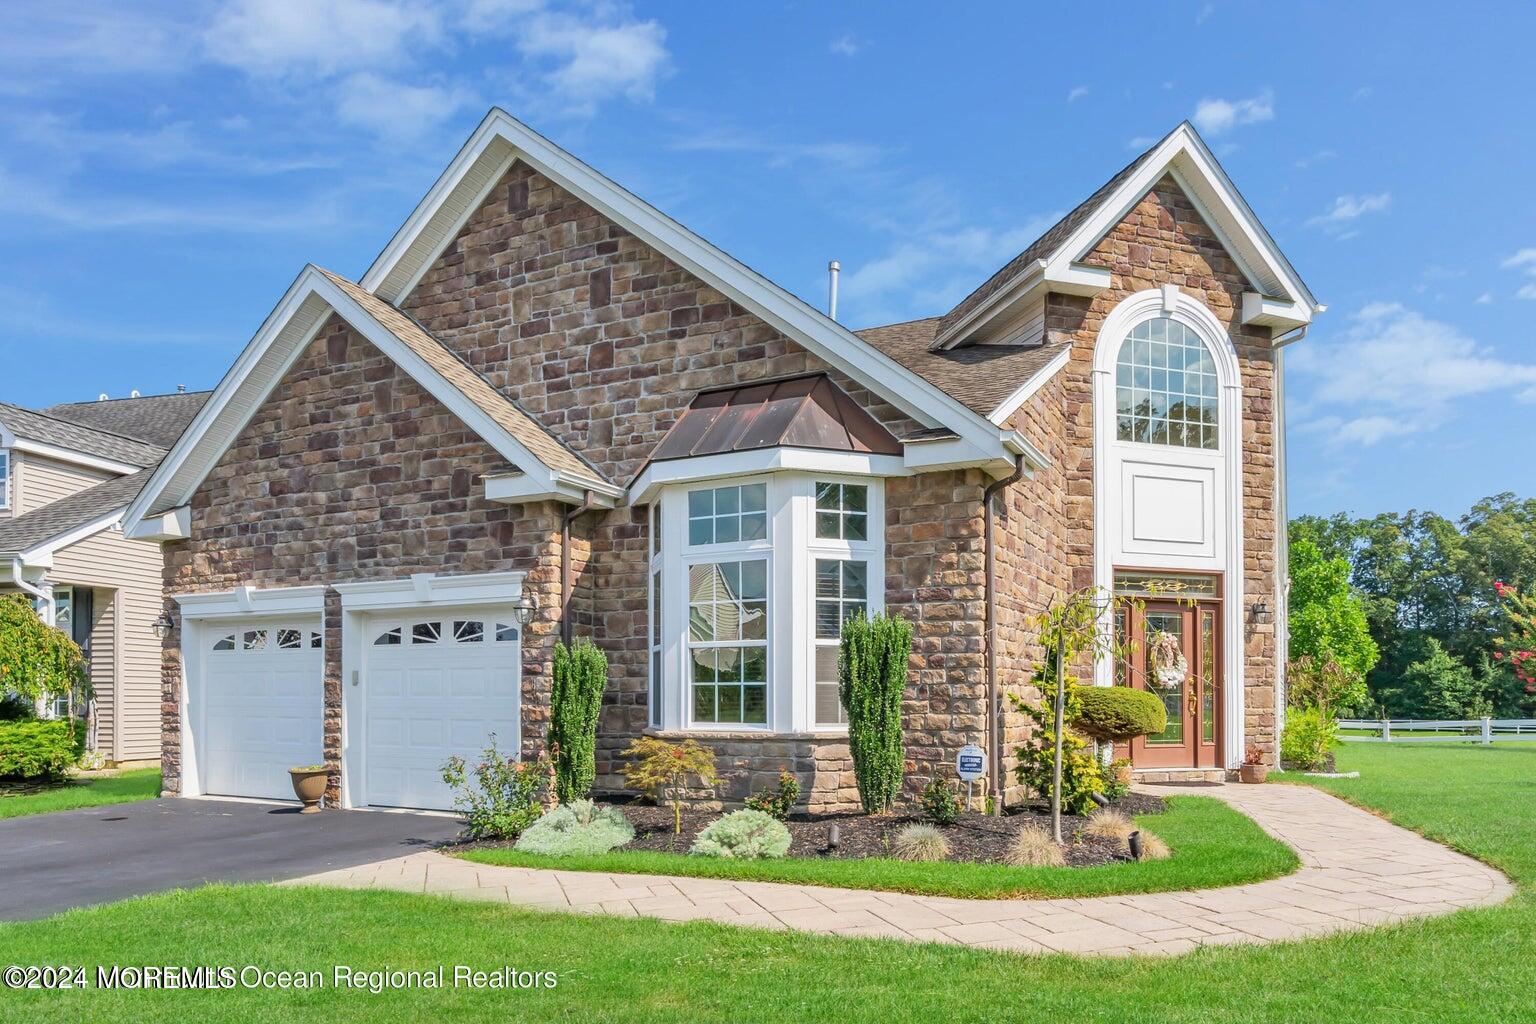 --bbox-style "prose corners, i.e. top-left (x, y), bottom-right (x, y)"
top-left (0, 391), bottom-right (209, 765)
top-left (125, 109), bottom-right (1320, 812)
